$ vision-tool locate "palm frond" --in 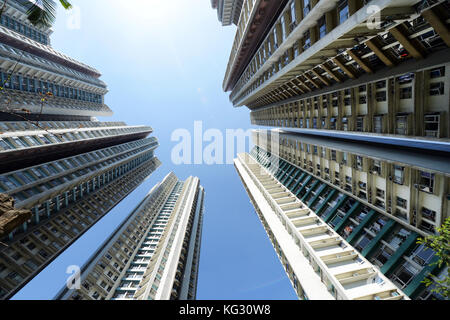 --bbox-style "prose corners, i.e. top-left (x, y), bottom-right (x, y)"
top-left (20, 0), bottom-right (72, 28)
top-left (59, 0), bottom-right (72, 10)
top-left (21, 0), bottom-right (57, 28)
